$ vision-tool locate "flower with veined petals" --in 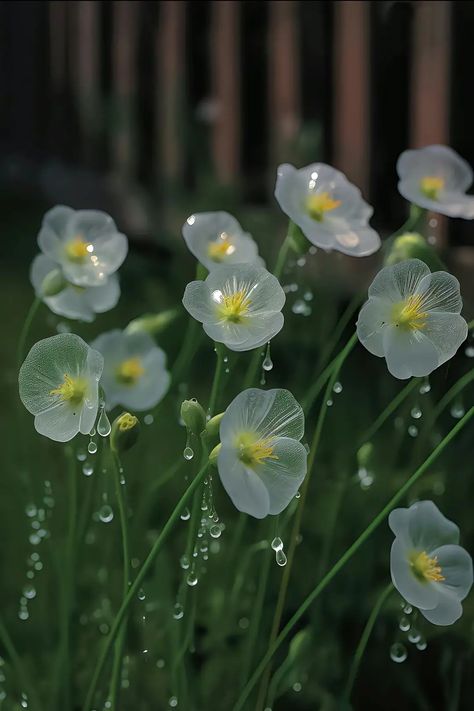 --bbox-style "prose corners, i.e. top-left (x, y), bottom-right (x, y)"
top-left (182, 263), bottom-right (285, 352)
top-left (217, 388), bottom-right (307, 518)
top-left (389, 501), bottom-right (473, 626)
top-left (357, 259), bottom-right (467, 379)
top-left (19, 334), bottom-right (103, 442)
top-left (274, 163), bottom-right (381, 257)
top-left (182, 212), bottom-right (264, 271)
top-left (37, 205), bottom-right (128, 287)
top-left (397, 145), bottom-right (474, 218)
top-left (30, 254), bottom-right (120, 322)
top-left (91, 329), bottom-right (170, 411)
